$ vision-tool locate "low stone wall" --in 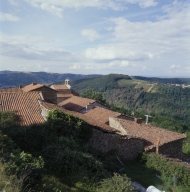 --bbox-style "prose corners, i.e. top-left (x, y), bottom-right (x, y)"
top-left (87, 129), bottom-right (144, 160)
